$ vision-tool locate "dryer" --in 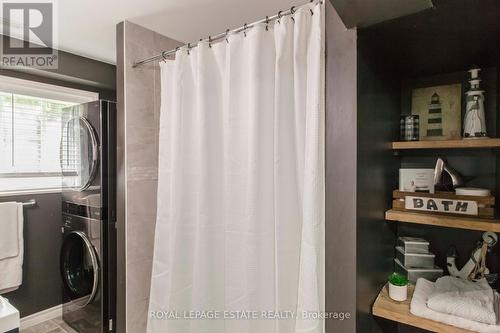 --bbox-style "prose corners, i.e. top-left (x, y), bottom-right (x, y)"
top-left (60, 100), bottom-right (116, 333)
